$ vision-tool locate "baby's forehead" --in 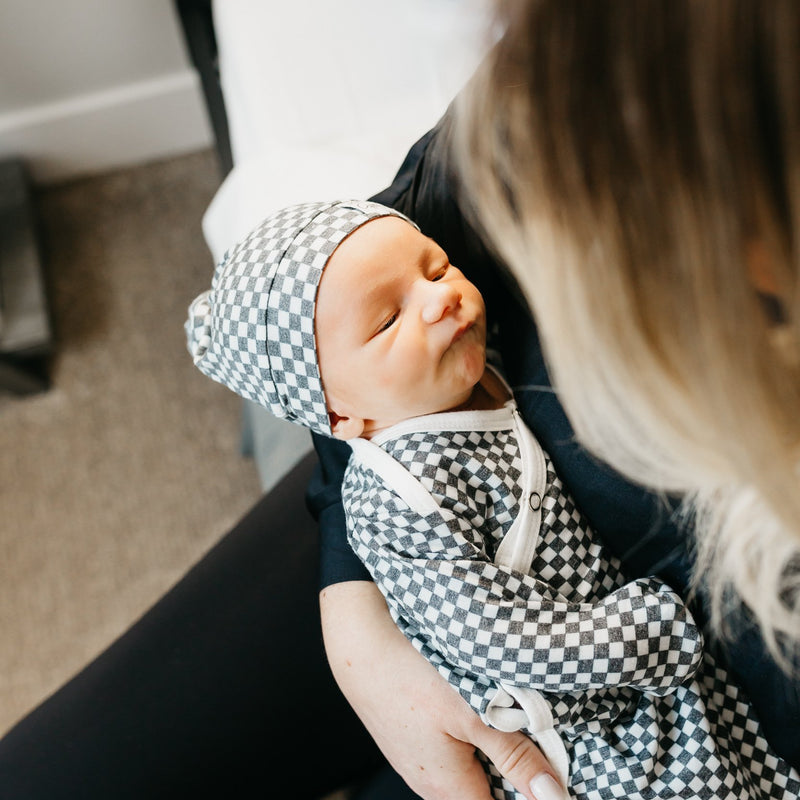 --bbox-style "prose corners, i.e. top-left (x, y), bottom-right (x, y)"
top-left (339, 213), bottom-right (421, 246)
top-left (321, 217), bottom-right (432, 293)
